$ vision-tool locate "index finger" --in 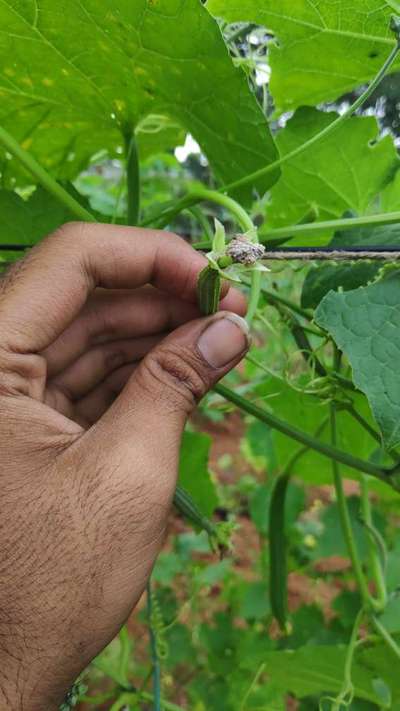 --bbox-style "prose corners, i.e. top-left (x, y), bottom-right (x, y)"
top-left (0, 222), bottom-right (238, 354)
